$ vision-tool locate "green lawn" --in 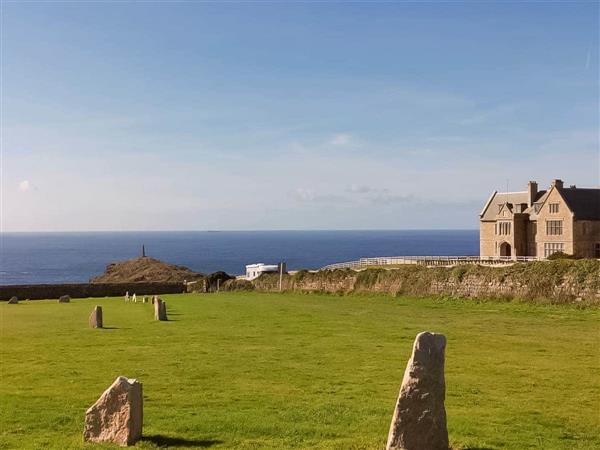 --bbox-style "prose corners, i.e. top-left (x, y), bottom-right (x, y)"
top-left (1, 293), bottom-right (599, 449)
